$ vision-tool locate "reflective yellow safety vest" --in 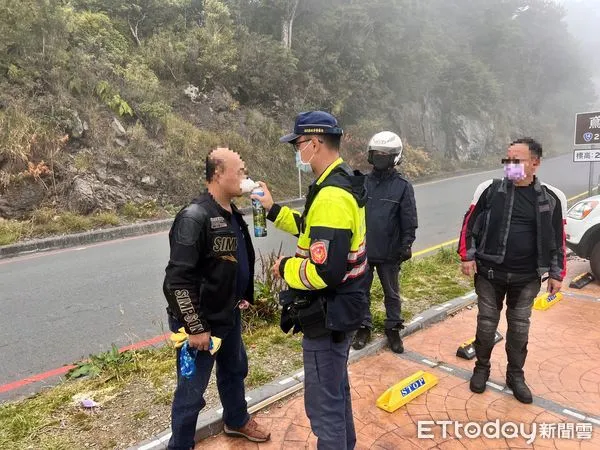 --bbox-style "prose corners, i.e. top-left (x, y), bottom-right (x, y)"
top-left (267, 158), bottom-right (370, 331)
